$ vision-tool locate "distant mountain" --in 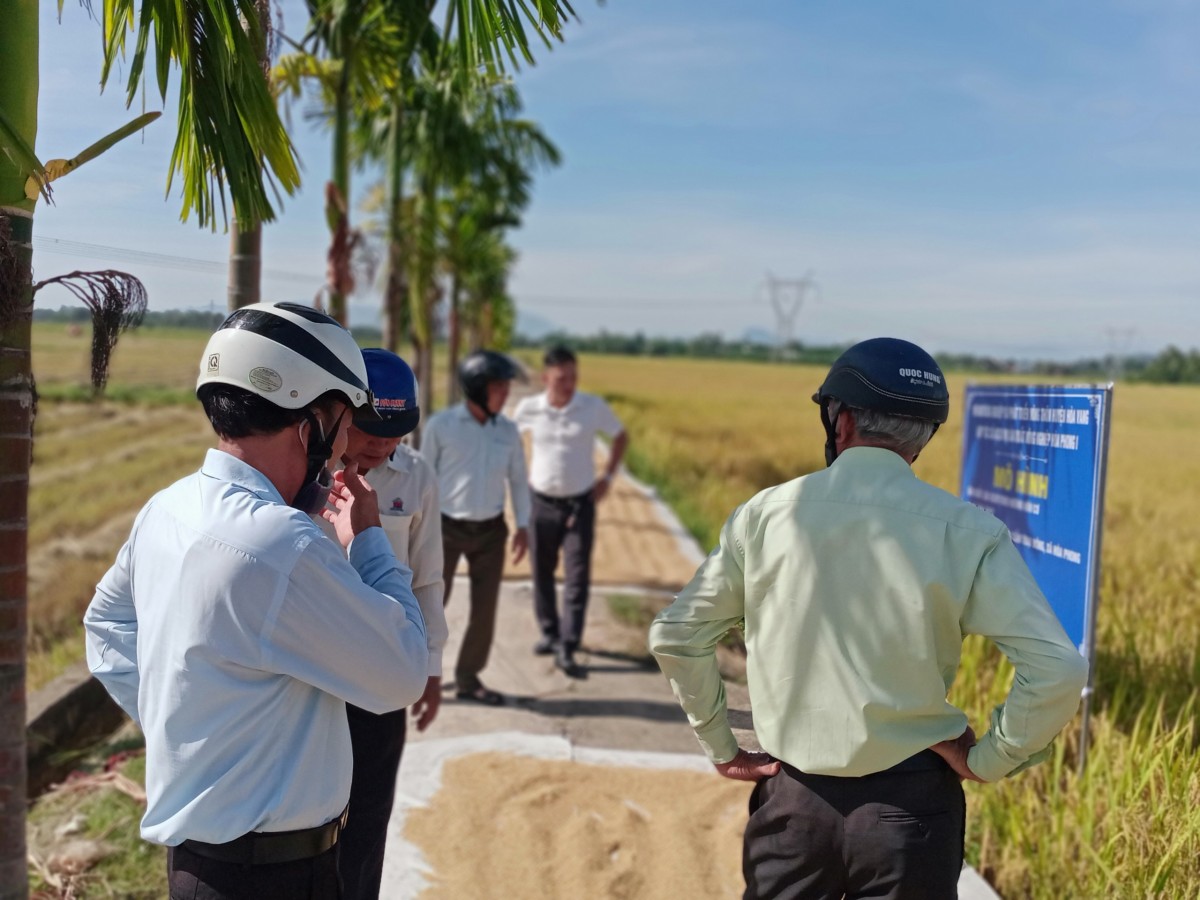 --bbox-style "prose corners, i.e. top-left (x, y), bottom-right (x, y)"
top-left (515, 309), bottom-right (562, 340)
